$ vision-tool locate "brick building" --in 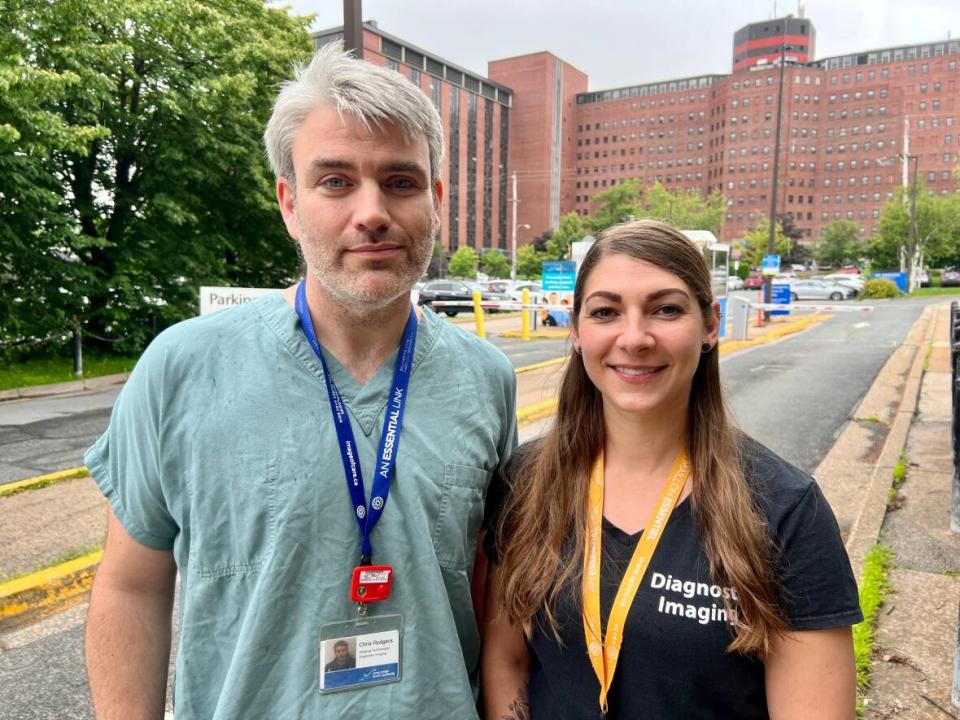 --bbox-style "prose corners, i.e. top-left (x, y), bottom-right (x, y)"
top-left (315, 17), bottom-right (959, 253)
top-left (314, 22), bottom-right (513, 255)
